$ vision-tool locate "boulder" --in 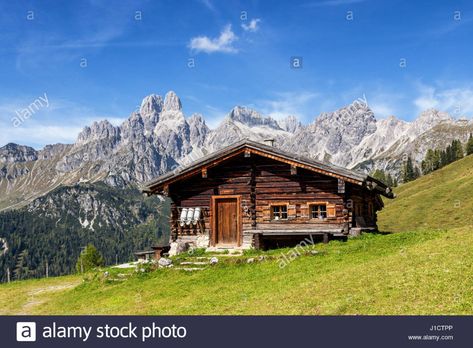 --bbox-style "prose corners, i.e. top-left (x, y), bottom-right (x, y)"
top-left (168, 241), bottom-right (189, 256)
top-left (158, 258), bottom-right (173, 267)
top-left (195, 234), bottom-right (210, 248)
